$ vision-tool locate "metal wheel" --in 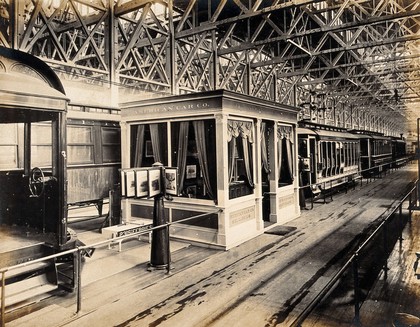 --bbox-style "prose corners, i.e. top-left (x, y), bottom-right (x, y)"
top-left (29, 167), bottom-right (45, 197)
